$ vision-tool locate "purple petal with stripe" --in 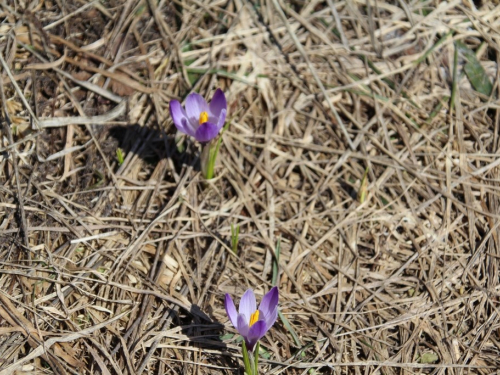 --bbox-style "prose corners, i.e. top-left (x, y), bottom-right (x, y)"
top-left (194, 121), bottom-right (219, 143)
top-left (185, 93), bottom-right (208, 124)
top-left (239, 289), bottom-right (256, 323)
top-left (237, 314), bottom-right (249, 338)
top-left (225, 294), bottom-right (238, 329)
top-left (259, 287), bottom-right (279, 317)
top-left (209, 88), bottom-right (227, 118)
top-left (264, 306), bottom-right (278, 330)
top-left (216, 109), bottom-right (227, 132)
top-left (169, 100), bottom-right (195, 137)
